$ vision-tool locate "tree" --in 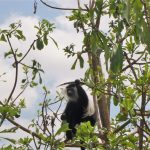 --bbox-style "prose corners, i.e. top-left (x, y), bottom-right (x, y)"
top-left (0, 0), bottom-right (150, 149)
